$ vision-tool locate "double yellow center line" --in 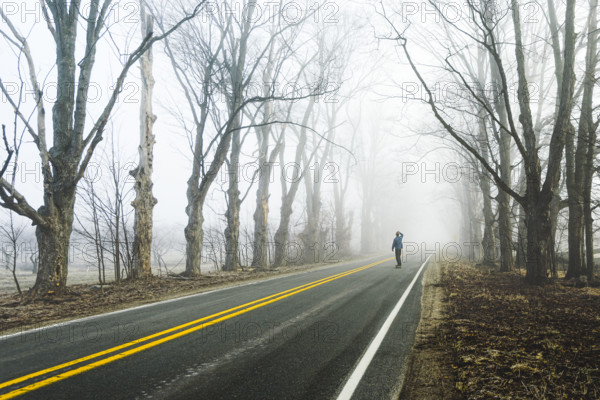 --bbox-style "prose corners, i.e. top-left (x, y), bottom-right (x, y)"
top-left (0, 258), bottom-right (391, 399)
